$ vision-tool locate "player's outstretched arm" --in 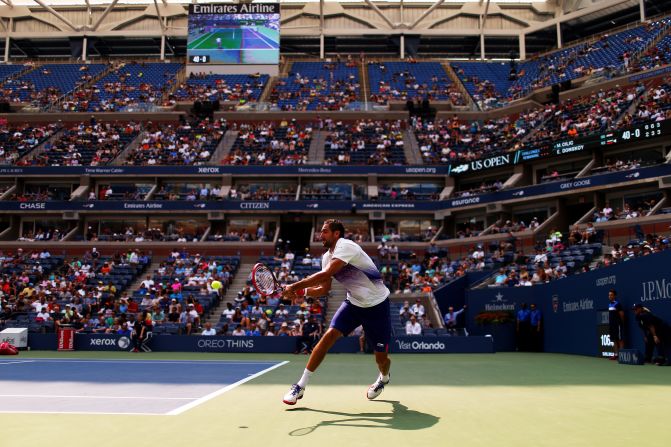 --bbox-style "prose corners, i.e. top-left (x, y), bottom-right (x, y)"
top-left (283, 258), bottom-right (346, 299)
